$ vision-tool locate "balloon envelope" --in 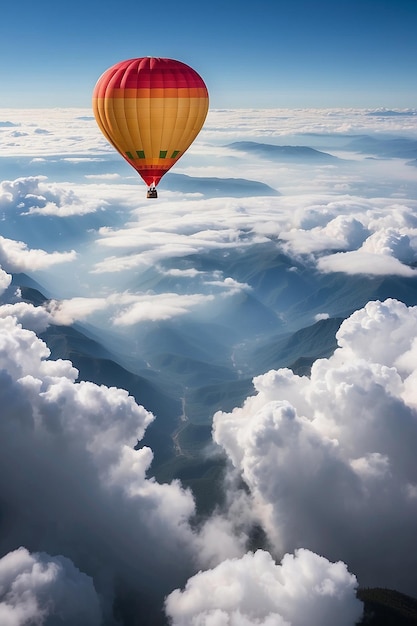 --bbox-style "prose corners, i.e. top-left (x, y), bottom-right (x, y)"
top-left (92, 57), bottom-right (209, 188)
